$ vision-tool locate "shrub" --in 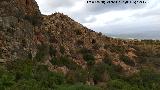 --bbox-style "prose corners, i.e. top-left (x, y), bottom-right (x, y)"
top-left (5, 59), bottom-right (66, 89)
top-left (49, 36), bottom-right (58, 43)
top-left (27, 51), bottom-right (32, 60)
top-left (75, 29), bottom-right (82, 35)
top-left (104, 57), bottom-right (124, 78)
top-left (56, 84), bottom-right (101, 90)
top-left (49, 46), bottom-right (57, 57)
top-left (120, 55), bottom-right (135, 66)
top-left (35, 69), bottom-right (65, 87)
top-left (8, 79), bottom-right (46, 90)
top-left (80, 48), bottom-right (92, 54)
top-left (108, 79), bottom-right (125, 89)
top-left (107, 79), bottom-right (140, 90)
top-left (51, 56), bottom-right (80, 70)
top-left (137, 56), bottom-right (147, 64)
top-left (83, 53), bottom-right (95, 66)
top-left (24, 15), bottom-right (41, 26)
top-left (92, 43), bottom-right (101, 50)
top-left (0, 71), bottom-right (15, 89)
top-left (35, 44), bottom-right (48, 61)
top-left (76, 40), bottom-right (84, 46)
top-left (6, 59), bottom-right (36, 80)
top-left (91, 63), bottom-right (109, 83)
top-left (102, 56), bottom-right (113, 65)
top-left (125, 69), bottom-right (160, 90)
top-left (66, 71), bottom-right (77, 84)
top-left (92, 39), bottom-right (96, 44)
top-left (60, 46), bottom-right (65, 54)
top-left (75, 69), bottom-right (88, 83)
top-left (80, 48), bottom-right (95, 66)
top-left (66, 69), bottom-right (88, 84)
top-left (110, 45), bottom-right (126, 53)
top-left (104, 44), bottom-right (110, 50)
